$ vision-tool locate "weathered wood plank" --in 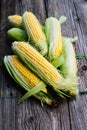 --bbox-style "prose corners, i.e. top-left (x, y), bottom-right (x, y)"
top-left (0, 98), bottom-right (16, 130)
top-left (0, 0), bottom-right (19, 98)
